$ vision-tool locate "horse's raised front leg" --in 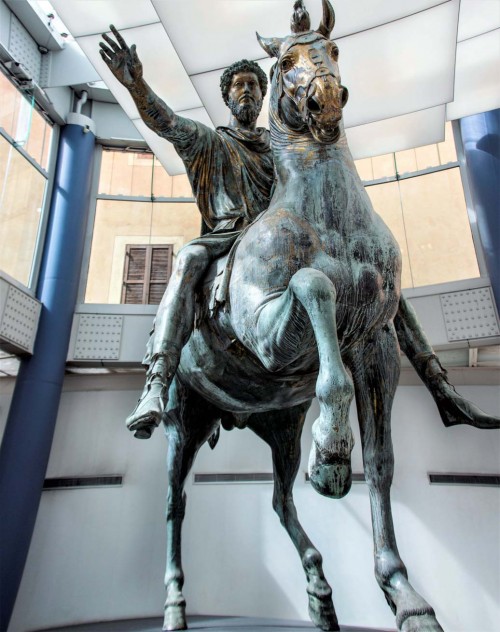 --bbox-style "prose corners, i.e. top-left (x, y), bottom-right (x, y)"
top-left (248, 403), bottom-right (338, 631)
top-left (162, 377), bottom-right (220, 631)
top-left (251, 268), bottom-right (355, 498)
top-left (350, 324), bottom-right (444, 632)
